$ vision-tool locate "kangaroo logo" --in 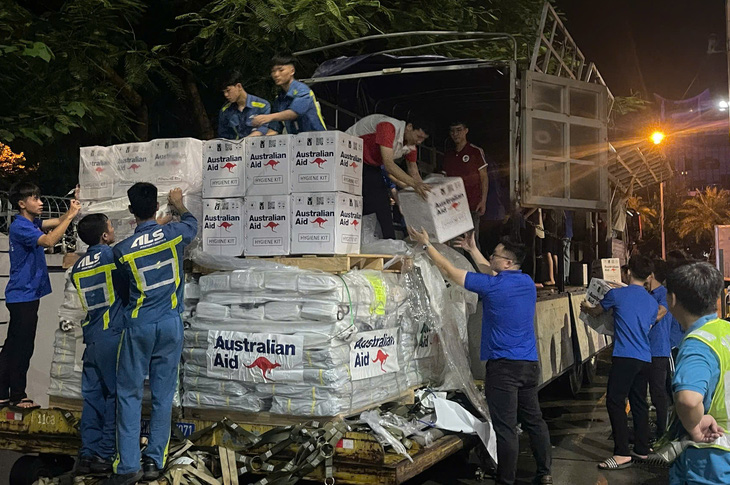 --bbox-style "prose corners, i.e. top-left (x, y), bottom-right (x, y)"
top-left (372, 349), bottom-right (389, 372)
top-left (313, 157), bottom-right (326, 169)
top-left (451, 202), bottom-right (459, 209)
top-left (244, 357), bottom-right (281, 381)
top-left (264, 160), bottom-right (280, 171)
top-left (311, 217), bottom-right (328, 228)
top-left (222, 162), bottom-right (237, 173)
top-left (264, 222), bottom-right (279, 232)
top-left (128, 163), bottom-right (141, 172)
top-left (169, 159), bottom-right (181, 165)
top-left (219, 222), bottom-right (233, 232)
top-left (350, 162), bottom-right (358, 170)
top-left (352, 220), bottom-right (359, 227)
top-left (95, 167), bottom-right (104, 173)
